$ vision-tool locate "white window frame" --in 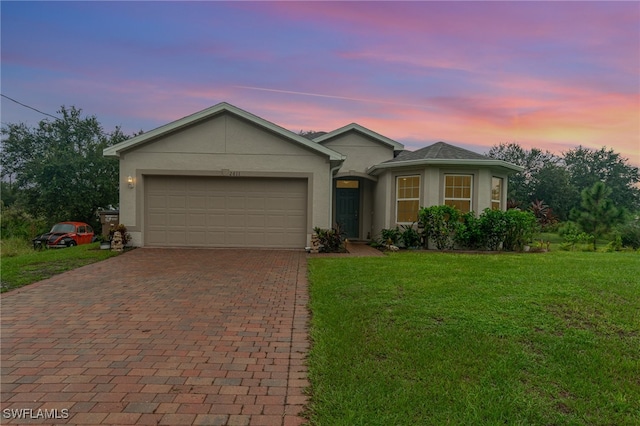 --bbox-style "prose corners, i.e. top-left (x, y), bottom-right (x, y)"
top-left (444, 174), bottom-right (473, 213)
top-left (491, 177), bottom-right (503, 210)
top-left (396, 175), bottom-right (421, 224)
